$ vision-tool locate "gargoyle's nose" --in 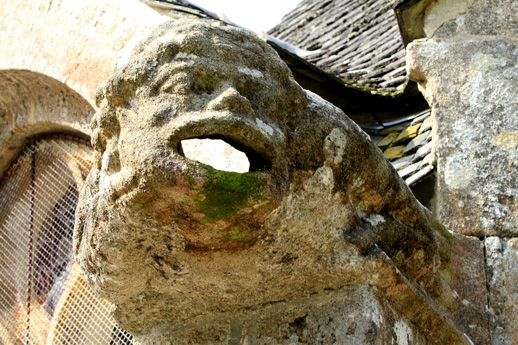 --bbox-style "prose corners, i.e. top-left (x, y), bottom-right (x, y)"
top-left (206, 86), bottom-right (254, 115)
